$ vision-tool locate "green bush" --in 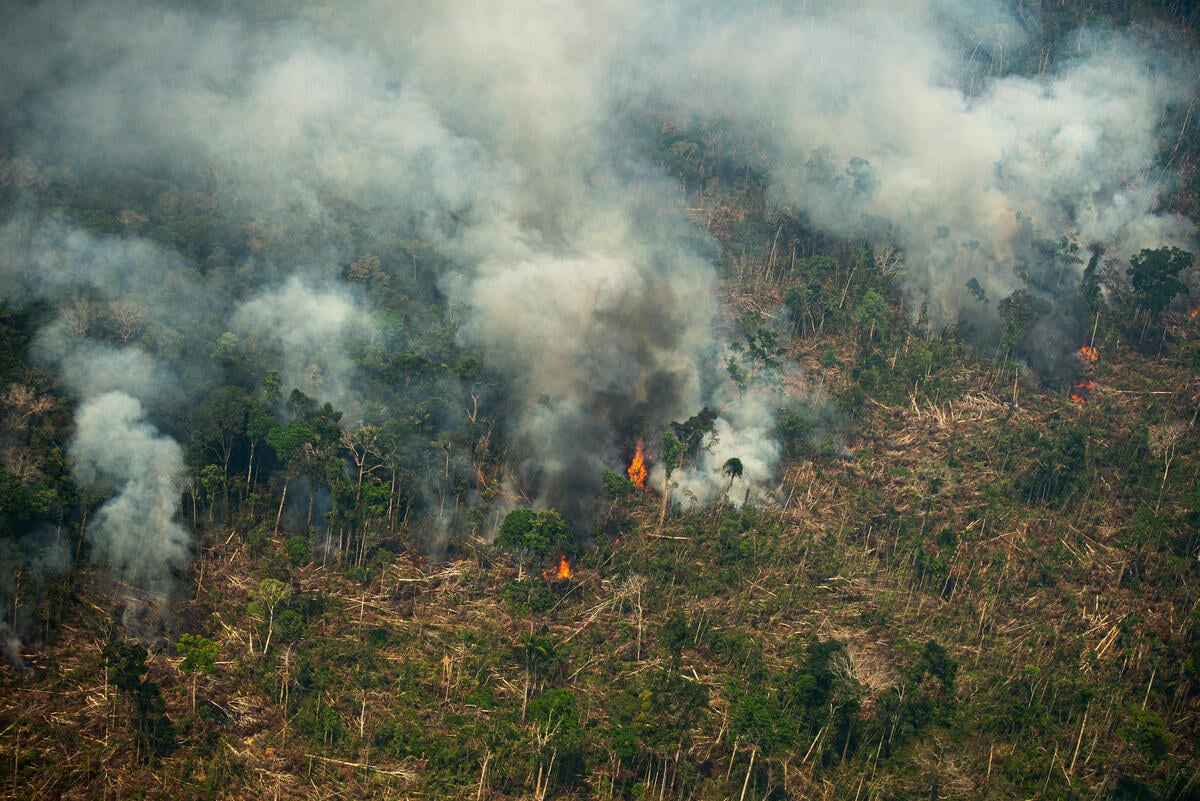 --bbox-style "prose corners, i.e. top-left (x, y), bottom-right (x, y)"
top-left (285, 535), bottom-right (311, 565)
